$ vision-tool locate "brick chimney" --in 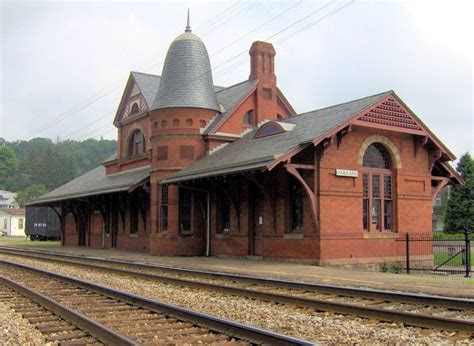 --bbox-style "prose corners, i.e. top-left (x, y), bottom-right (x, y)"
top-left (249, 41), bottom-right (278, 123)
